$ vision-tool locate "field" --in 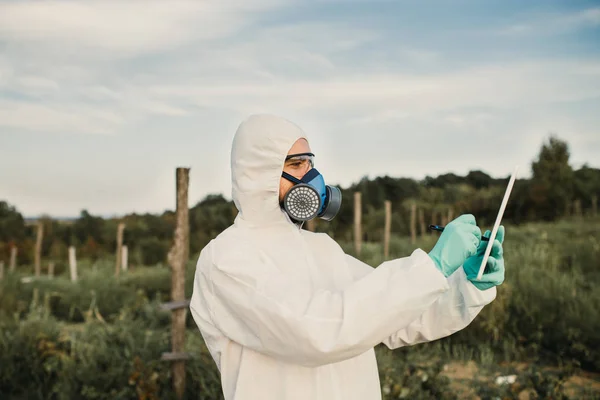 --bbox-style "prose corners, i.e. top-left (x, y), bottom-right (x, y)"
top-left (1, 218), bottom-right (599, 399)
